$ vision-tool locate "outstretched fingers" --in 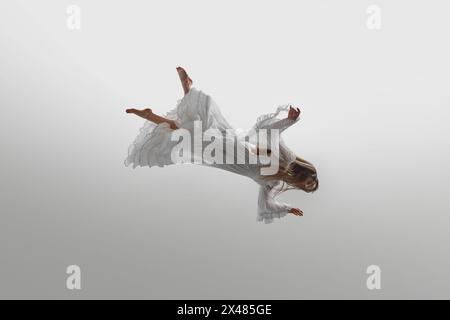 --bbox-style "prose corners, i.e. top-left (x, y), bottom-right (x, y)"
top-left (289, 208), bottom-right (304, 216)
